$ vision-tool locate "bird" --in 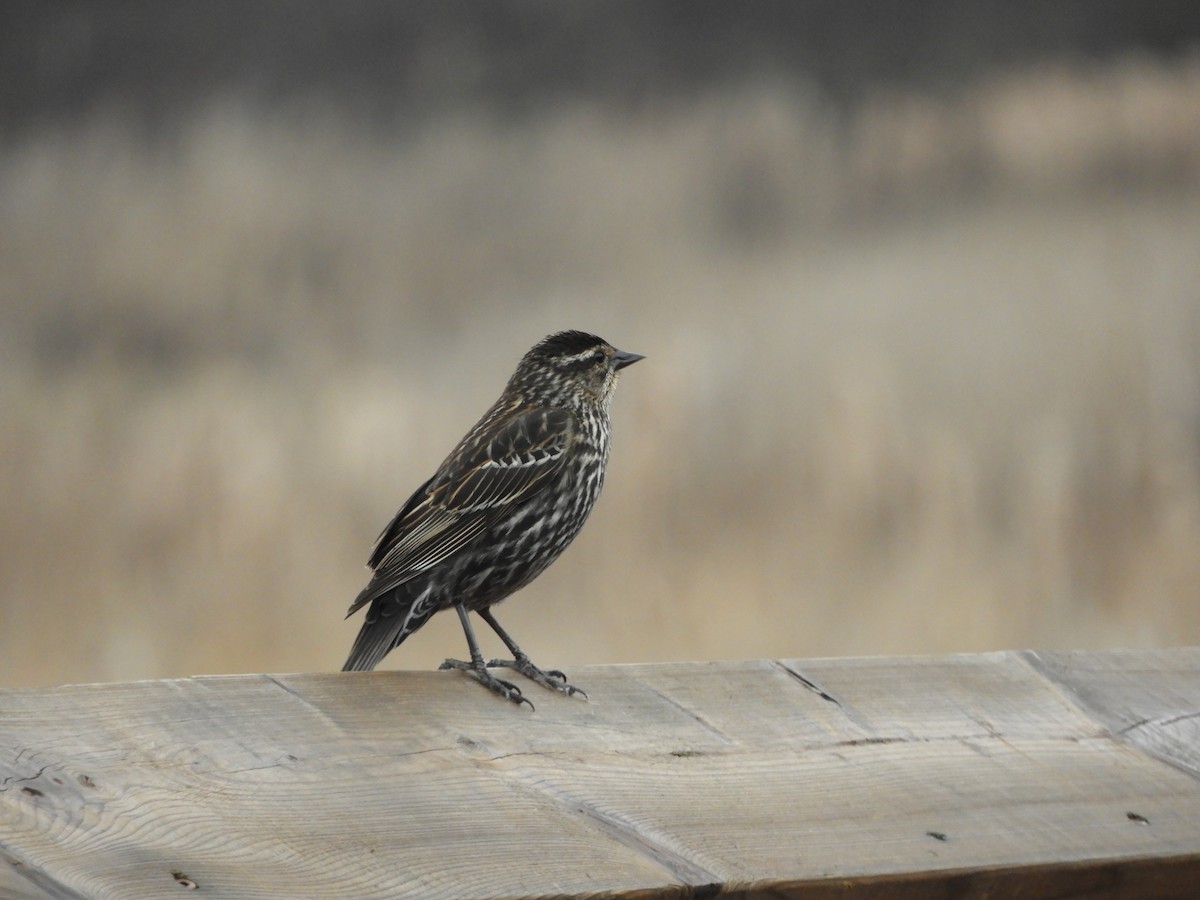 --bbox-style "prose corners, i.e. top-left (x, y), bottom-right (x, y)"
top-left (341, 330), bottom-right (643, 708)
